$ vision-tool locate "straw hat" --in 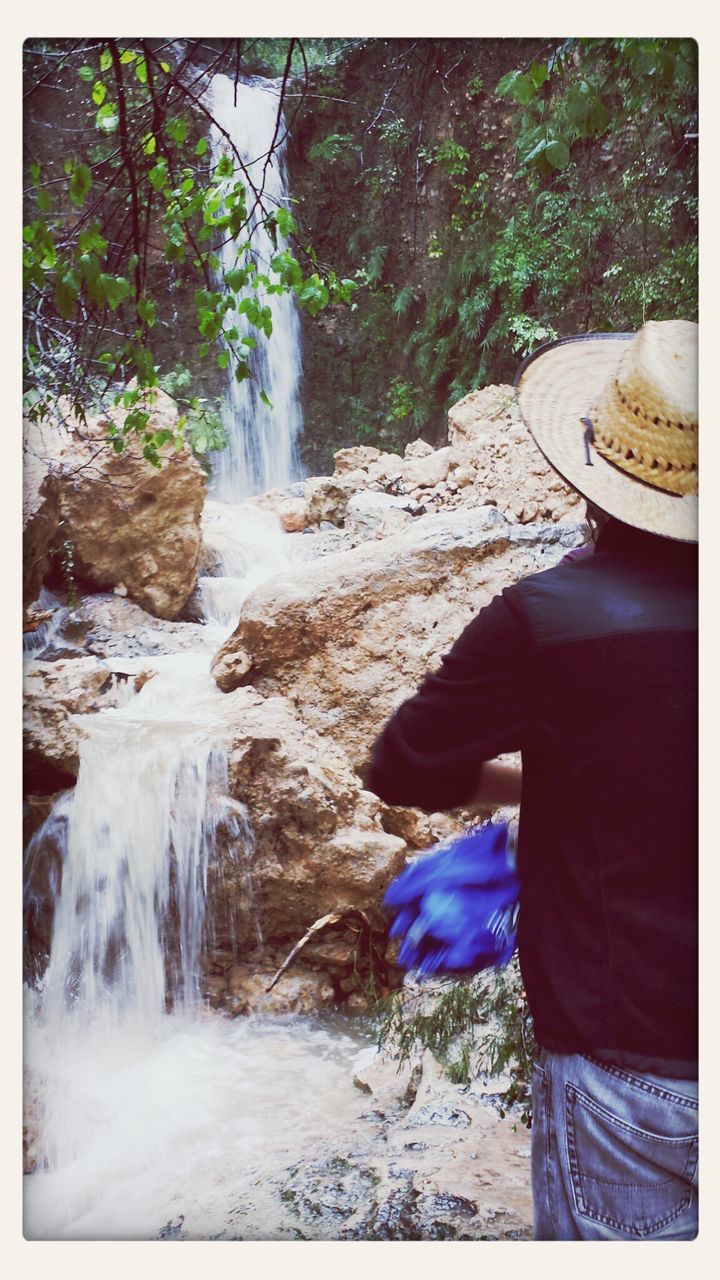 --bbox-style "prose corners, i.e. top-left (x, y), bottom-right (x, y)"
top-left (514, 320), bottom-right (698, 542)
